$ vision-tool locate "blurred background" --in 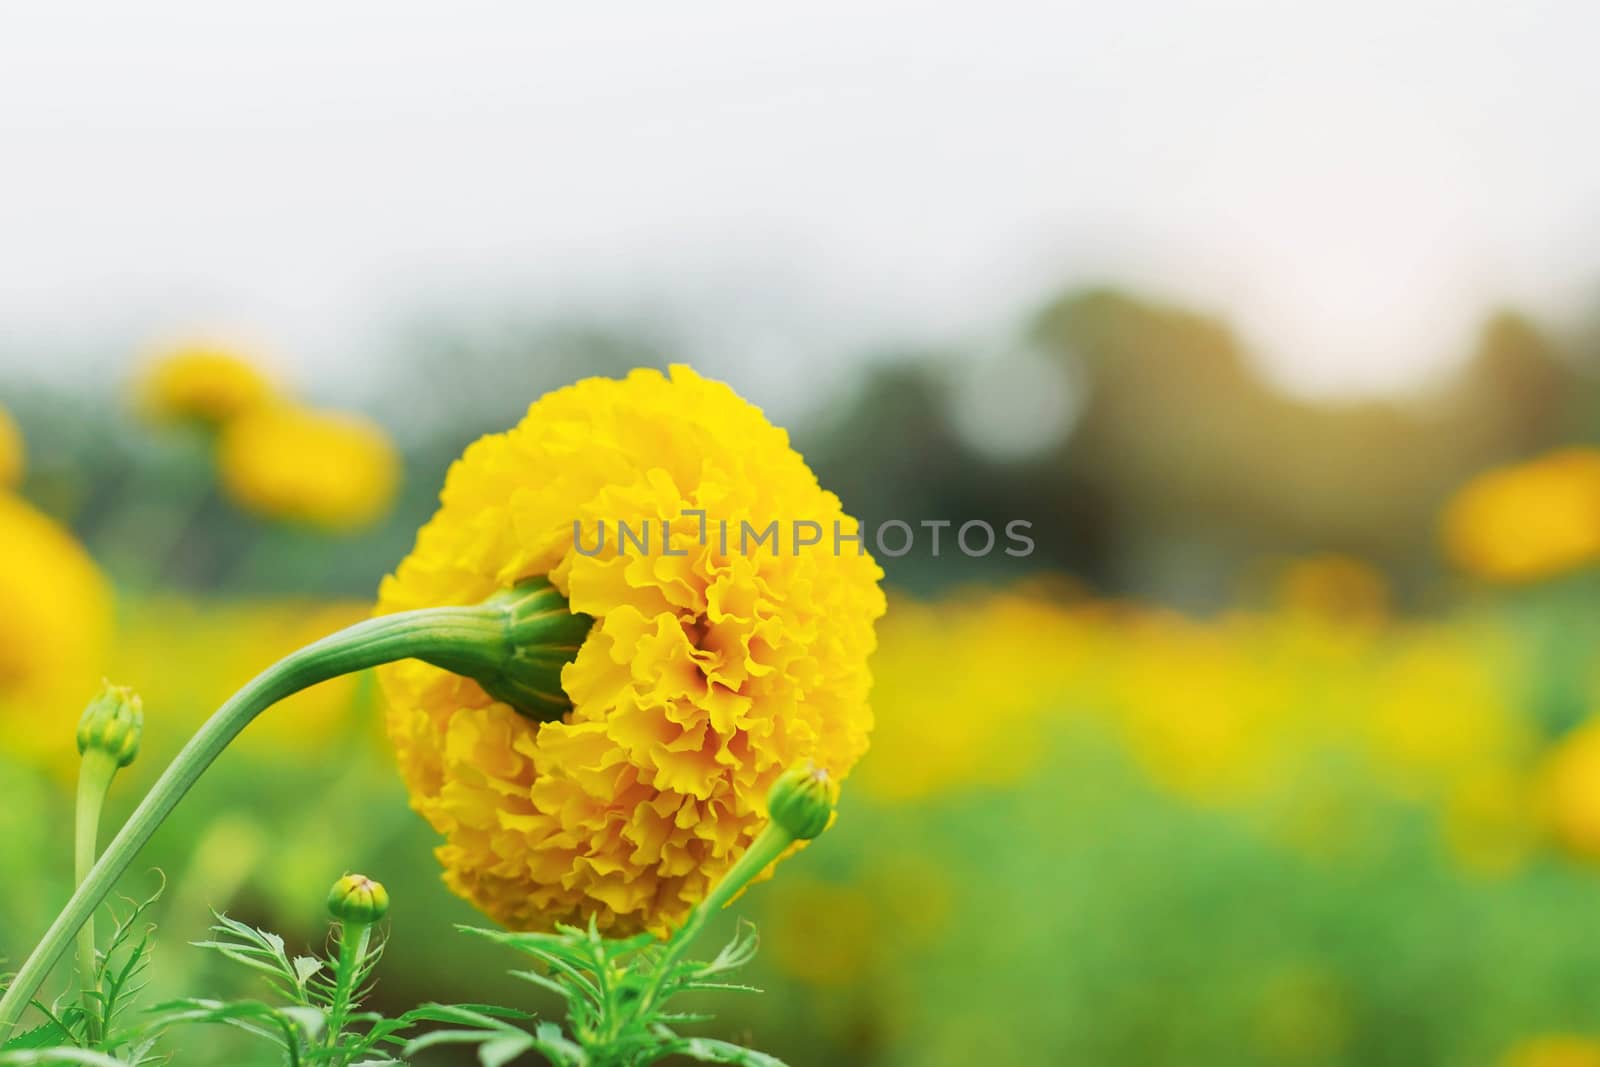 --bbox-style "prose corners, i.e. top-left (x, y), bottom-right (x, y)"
top-left (7, 3), bottom-right (1600, 1064)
